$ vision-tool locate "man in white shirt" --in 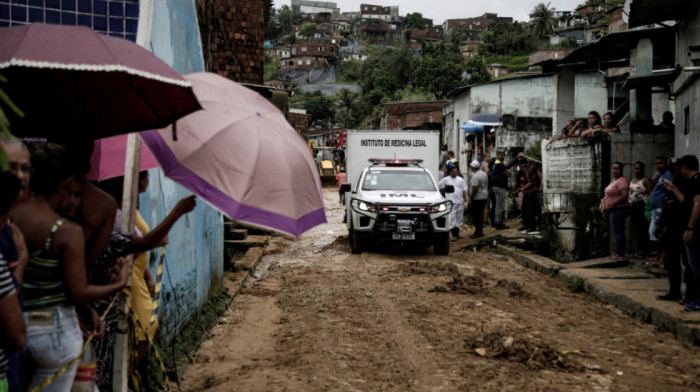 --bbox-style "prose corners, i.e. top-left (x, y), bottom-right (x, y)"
top-left (439, 166), bottom-right (467, 240)
top-left (468, 160), bottom-right (489, 239)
